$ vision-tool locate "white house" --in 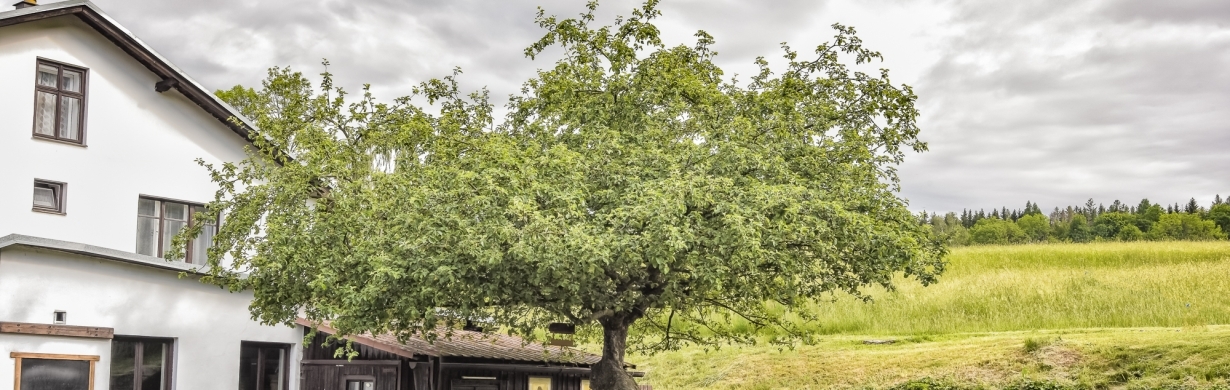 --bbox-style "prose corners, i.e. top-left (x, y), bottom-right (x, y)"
top-left (0, 0), bottom-right (304, 389)
top-left (0, 2), bottom-right (607, 390)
